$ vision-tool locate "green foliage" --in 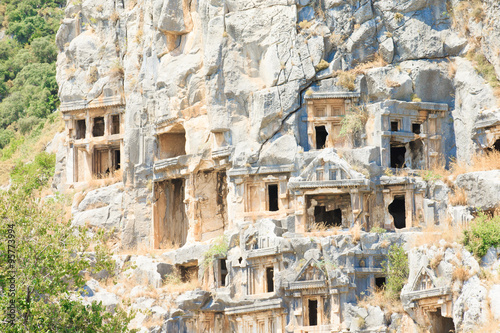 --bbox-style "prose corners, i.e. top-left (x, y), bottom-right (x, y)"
top-left (339, 107), bottom-right (368, 137)
top-left (18, 116), bottom-right (41, 135)
top-left (0, 182), bottom-right (135, 332)
top-left (0, 0), bottom-right (62, 161)
top-left (29, 299), bottom-right (136, 333)
top-left (0, 128), bottom-right (15, 149)
top-left (420, 170), bottom-right (442, 182)
top-left (202, 236), bottom-right (229, 269)
top-left (370, 227), bottom-right (387, 234)
top-left (463, 212), bottom-right (500, 258)
top-left (0, 135), bottom-right (24, 161)
top-left (10, 151), bottom-right (55, 194)
top-left (468, 51), bottom-right (500, 88)
top-left (384, 244), bottom-right (409, 299)
top-left (3, 0), bottom-right (65, 44)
